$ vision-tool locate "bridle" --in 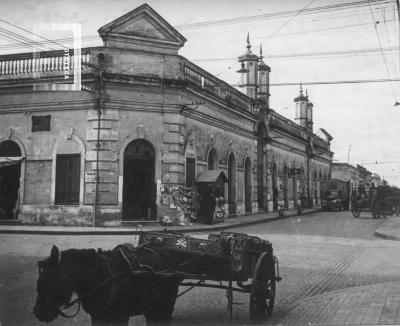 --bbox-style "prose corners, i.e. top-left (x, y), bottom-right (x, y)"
top-left (36, 258), bottom-right (124, 319)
